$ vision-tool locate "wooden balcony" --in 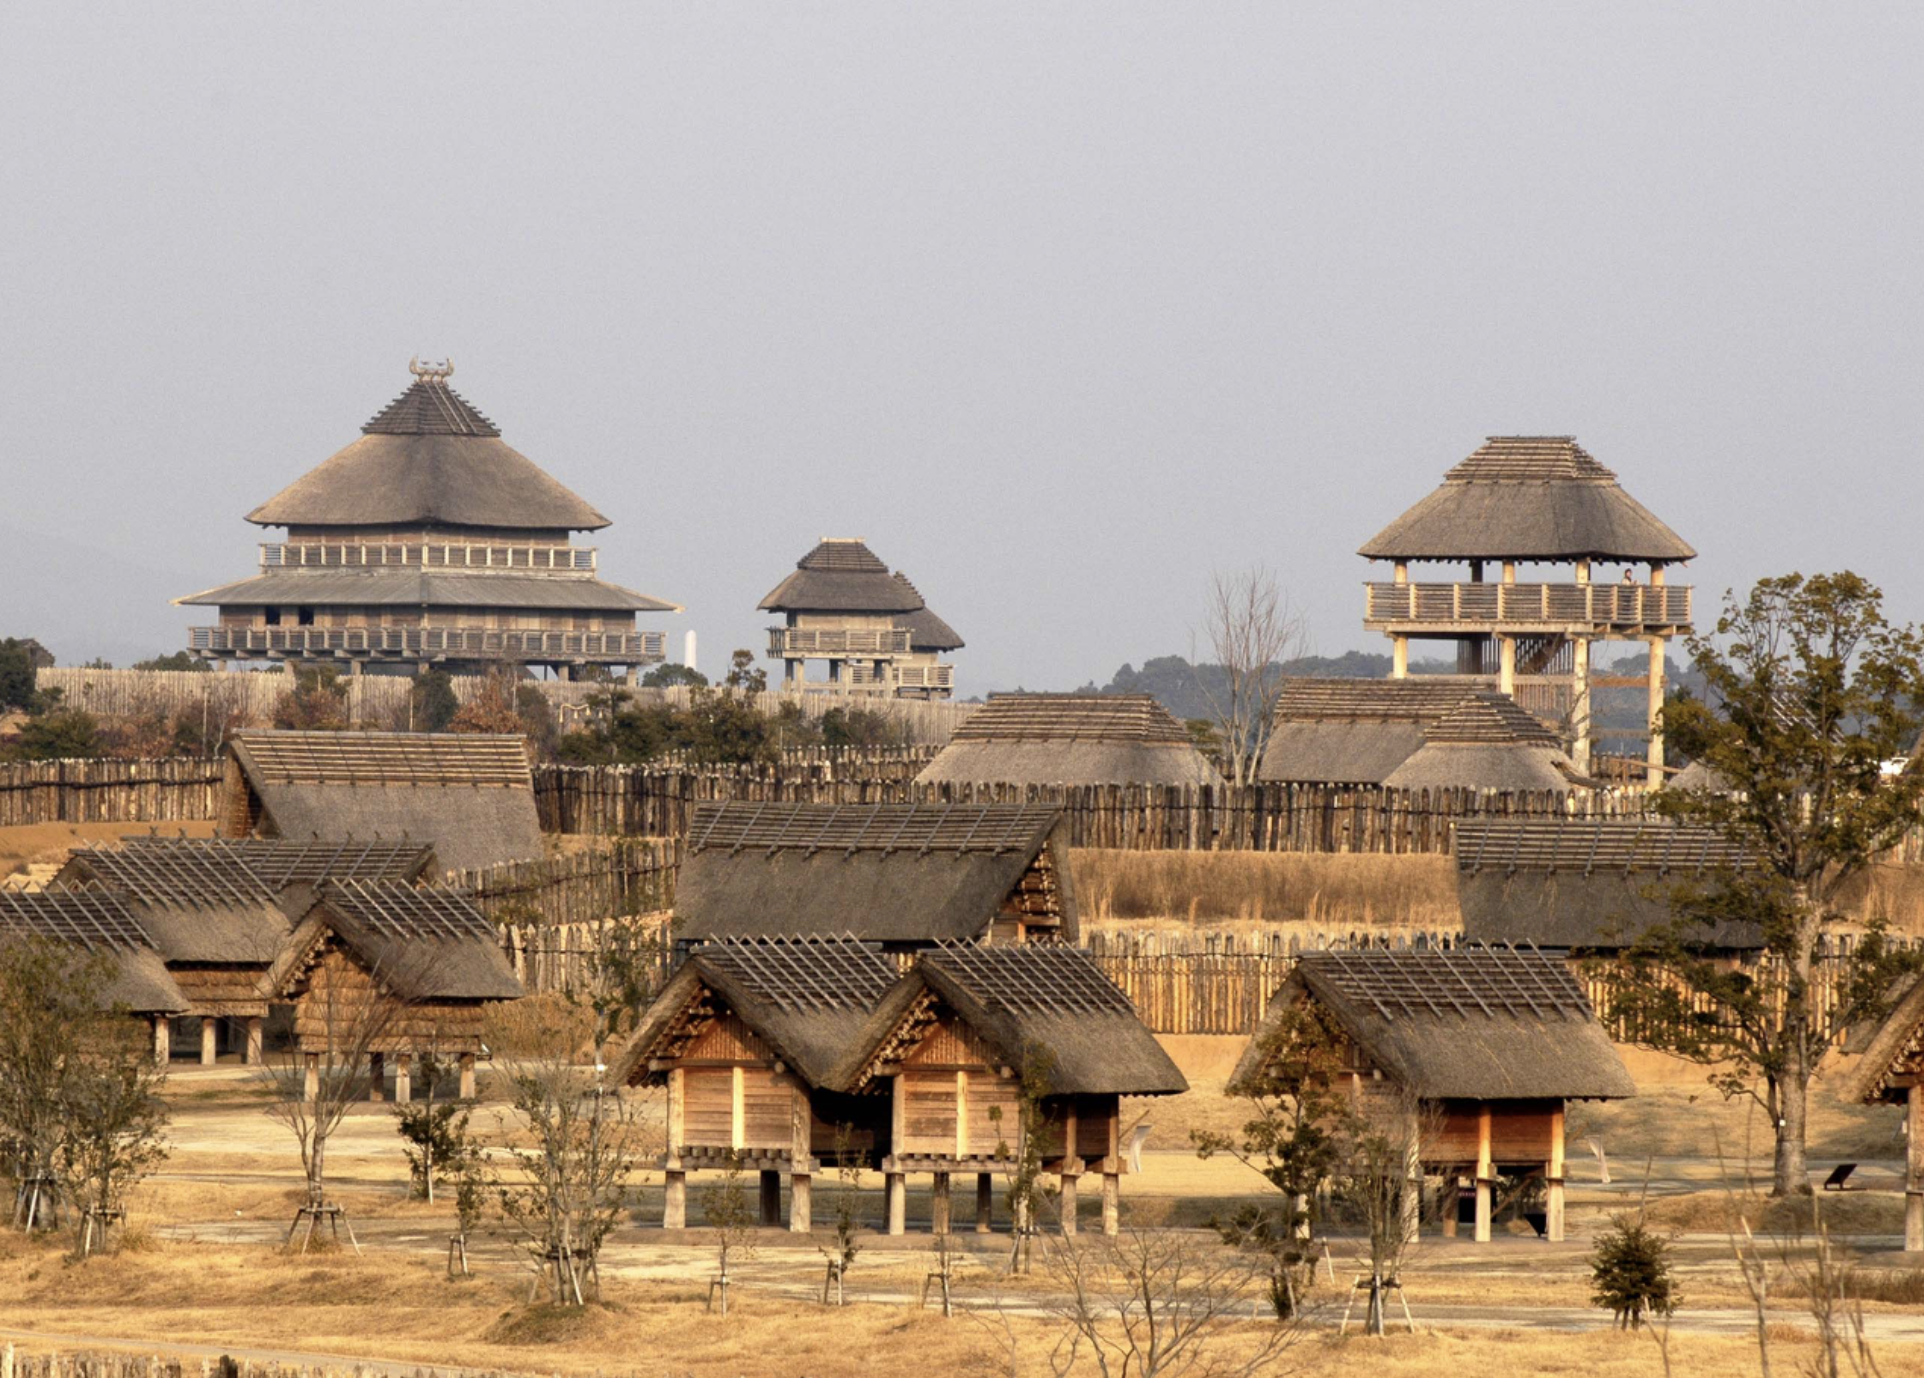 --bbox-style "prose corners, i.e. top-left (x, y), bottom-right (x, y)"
top-left (1363, 582), bottom-right (1692, 635)
top-left (189, 626), bottom-right (665, 664)
top-left (260, 542), bottom-right (596, 572)
top-left (791, 662), bottom-right (955, 697)
top-left (768, 627), bottom-right (913, 658)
